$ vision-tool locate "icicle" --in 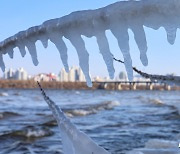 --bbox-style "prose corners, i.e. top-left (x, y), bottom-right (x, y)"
top-left (7, 51), bottom-right (14, 59)
top-left (49, 33), bottom-right (69, 72)
top-left (110, 25), bottom-right (133, 81)
top-left (67, 34), bottom-right (92, 87)
top-left (17, 44), bottom-right (26, 57)
top-left (95, 32), bottom-right (115, 79)
top-left (37, 82), bottom-right (110, 154)
top-left (0, 54), bottom-right (5, 72)
top-left (39, 36), bottom-right (49, 48)
top-left (6, 47), bottom-right (14, 59)
top-left (131, 25), bottom-right (148, 66)
top-left (164, 26), bottom-right (177, 45)
top-left (26, 42), bottom-right (39, 66)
